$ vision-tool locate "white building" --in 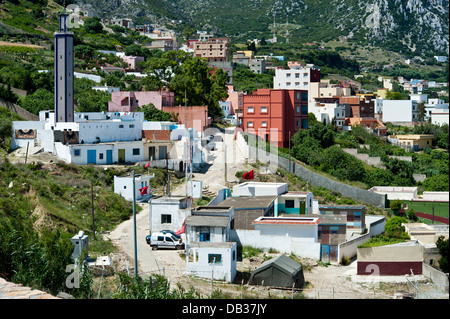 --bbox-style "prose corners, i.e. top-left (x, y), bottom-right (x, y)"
top-left (149, 196), bottom-right (192, 233)
top-left (381, 100), bottom-right (419, 123)
top-left (368, 186), bottom-right (418, 201)
top-left (430, 105), bottom-right (449, 125)
top-left (114, 173), bottom-right (154, 201)
top-left (309, 98), bottom-right (348, 127)
top-left (232, 182), bottom-right (288, 197)
top-left (273, 64), bottom-right (320, 91)
top-left (185, 242), bottom-right (237, 282)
